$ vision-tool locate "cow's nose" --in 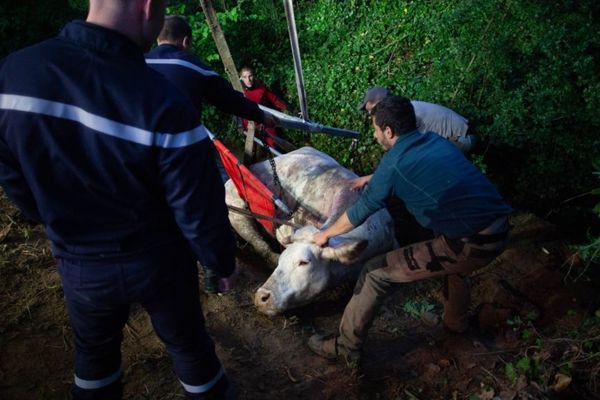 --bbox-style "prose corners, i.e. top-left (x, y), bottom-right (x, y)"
top-left (254, 287), bottom-right (273, 310)
top-left (255, 287), bottom-right (271, 304)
